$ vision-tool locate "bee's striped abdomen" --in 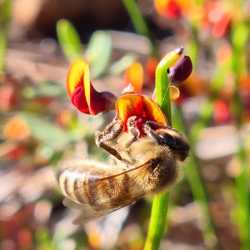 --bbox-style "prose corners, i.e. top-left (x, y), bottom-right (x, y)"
top-left (56, 155), bottom-right (176, 215)
top-left (57, 160), bottom-right (124, 209)
top-left (57, 167), bottom-right (88, 204)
